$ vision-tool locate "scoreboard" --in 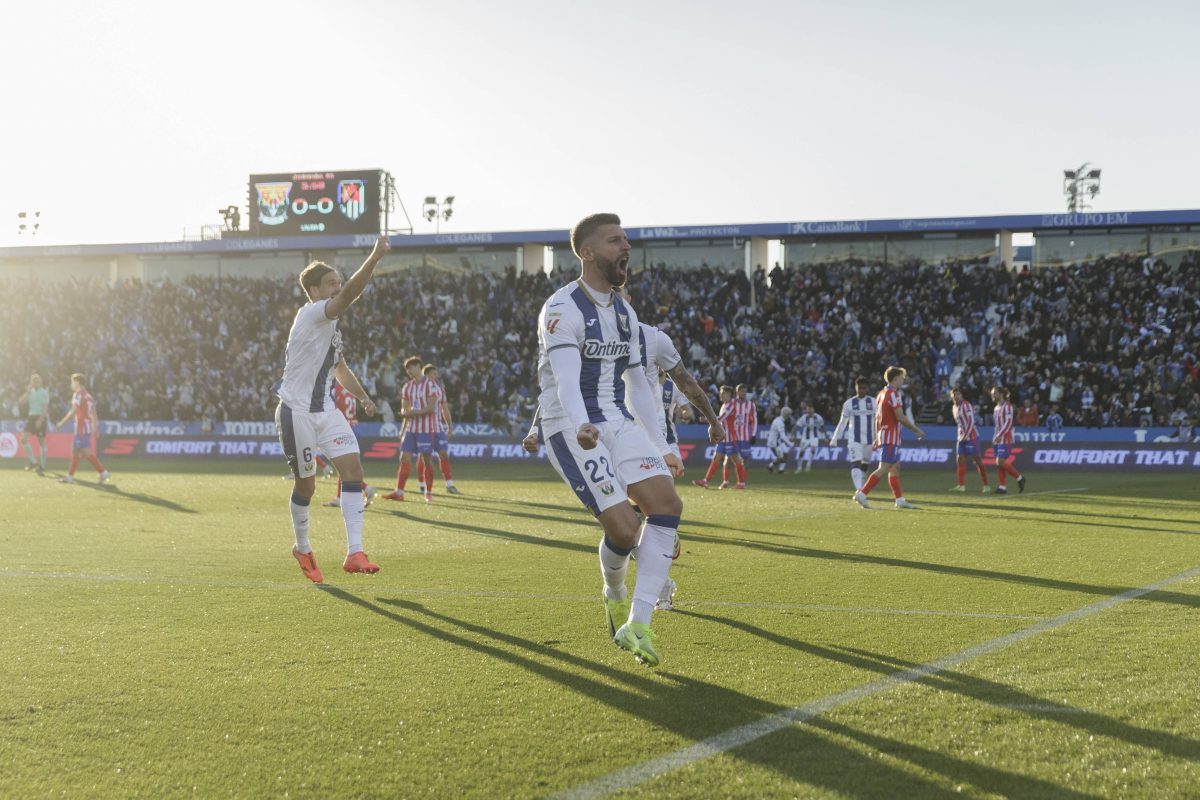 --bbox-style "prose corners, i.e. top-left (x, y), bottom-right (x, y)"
top-left (249, 169), bottom-right (382, 235)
